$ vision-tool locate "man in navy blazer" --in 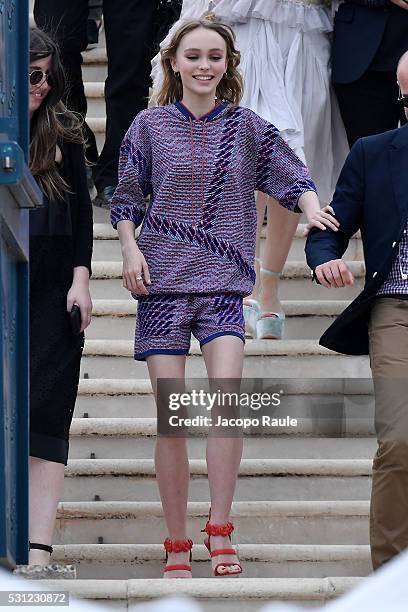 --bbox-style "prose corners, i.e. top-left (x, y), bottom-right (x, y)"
top-left (306, 53), bottom-right (408, 570)
top-left (332, 0), bottom-right (408, 146)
